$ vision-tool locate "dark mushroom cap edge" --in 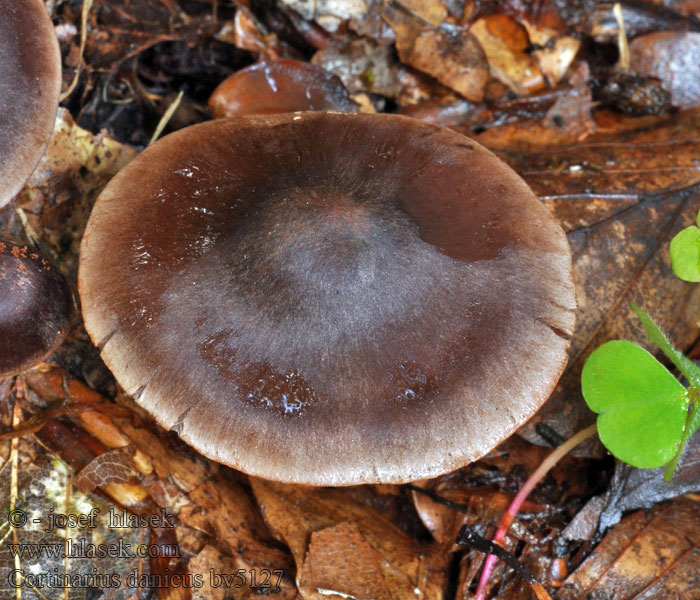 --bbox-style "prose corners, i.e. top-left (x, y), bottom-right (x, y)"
top-left (0, 241), bottom-right (74, 378)
top-left (79, 112), bottom-right (576, 485)
top-left (0, 0), bottom-right (62, 208)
